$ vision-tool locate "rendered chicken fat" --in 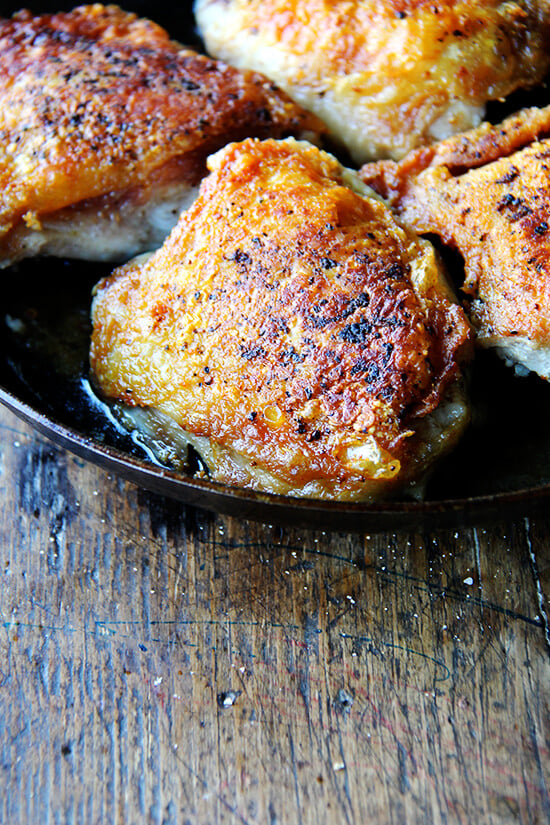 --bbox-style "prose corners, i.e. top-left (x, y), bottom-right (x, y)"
top-left (90, 139), bottom-right (473, 501)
